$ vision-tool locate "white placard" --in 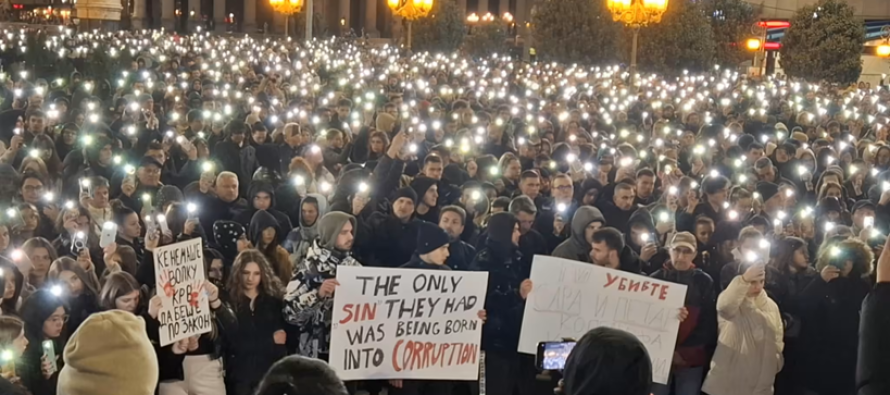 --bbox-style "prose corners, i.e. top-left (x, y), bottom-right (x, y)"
top-left (330, 266), bottom-right (489, 381)
top-left (153, 238), bottom-right (212, 347)
top-left (518, 255), bottom-right (687, 384)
